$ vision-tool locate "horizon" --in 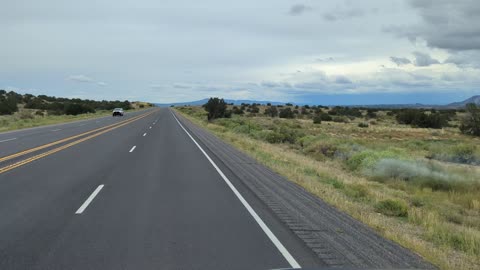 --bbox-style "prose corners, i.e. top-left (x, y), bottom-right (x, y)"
top-left (2, 1), bottom-right (480, 104)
